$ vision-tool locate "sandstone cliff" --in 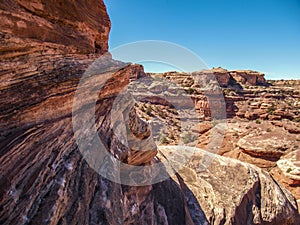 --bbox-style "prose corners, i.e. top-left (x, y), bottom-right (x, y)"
top-left (0, 0), bottom-right (110, 54)
top-left (0, 1), bottom-right (299, 225)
